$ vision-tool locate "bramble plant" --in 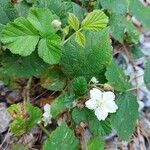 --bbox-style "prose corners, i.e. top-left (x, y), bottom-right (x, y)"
top-left (0, 0), bottom-right (150, 149)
